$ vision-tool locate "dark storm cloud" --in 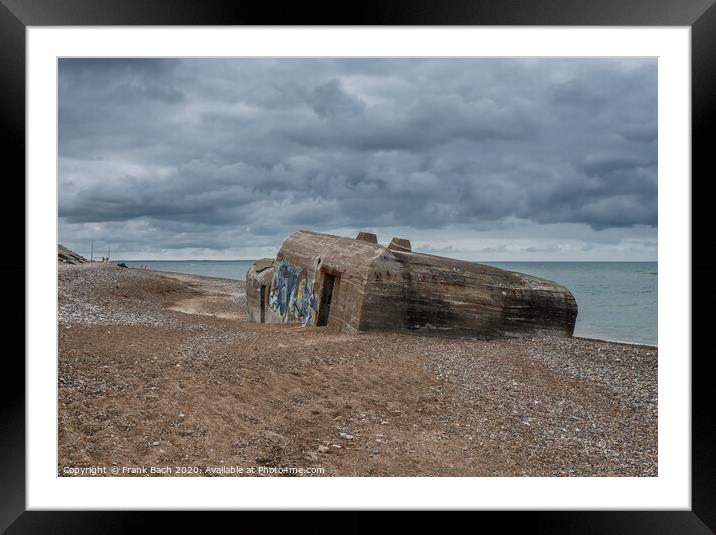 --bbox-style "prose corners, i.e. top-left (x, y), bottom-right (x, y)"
top-left (309, 79), bottom-right (366, 118)
top-left (58, 58), bottom-right (657, 258)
